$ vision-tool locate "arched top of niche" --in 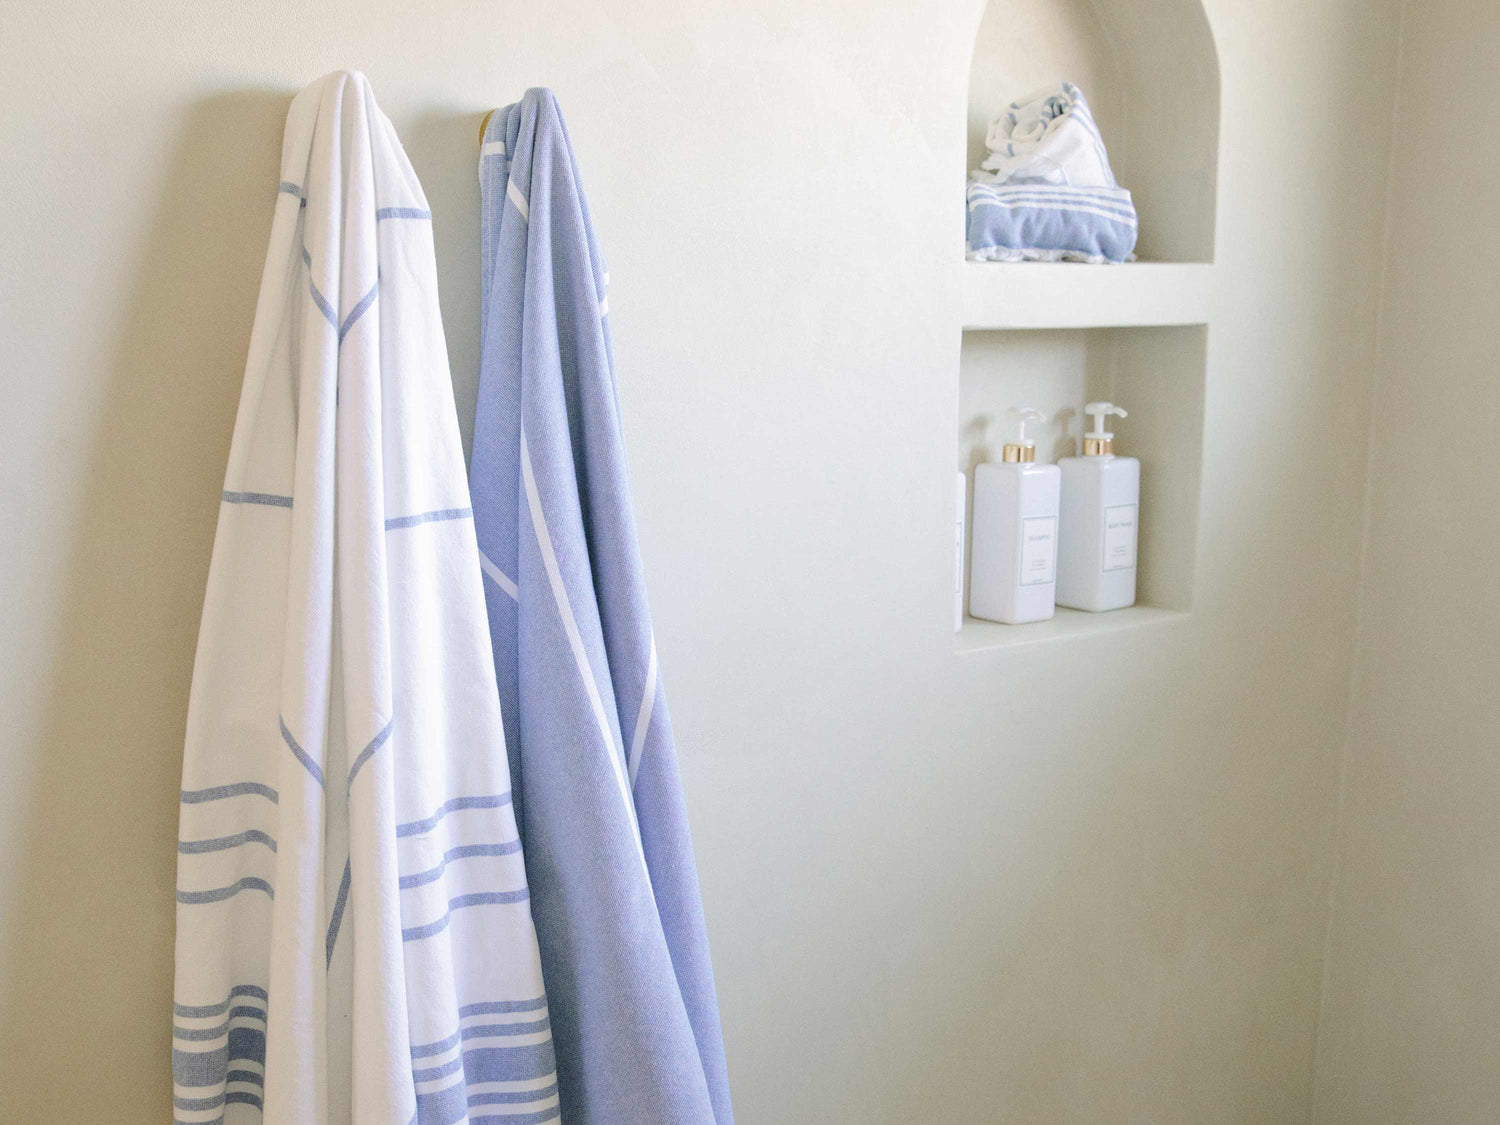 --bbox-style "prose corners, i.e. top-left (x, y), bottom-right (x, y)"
top-left (967, 0), bottom-right (1220, 263)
